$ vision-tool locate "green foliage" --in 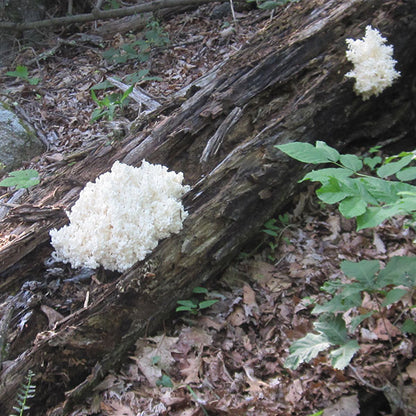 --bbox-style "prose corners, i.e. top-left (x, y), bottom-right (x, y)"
top-left (277, 141), bottom-right (416, 371)
top-left (91, 71), bottom-right (161, 92)
top-left (0, 169), bottom-right (40, 189)
top-left (103, 0), bottom-right (120, 9)
top-left (156, 374), bottom-right (174, 388)
top-left (176, 287), bottom-right (219, 315)
top-left (285, 314), bottom-right (359, 370)
top-left (90, 85), bottom-right (133, 122)
top-left (90, 70), bottom-right (161, 122)
top-left (402, 318), bottom-right (416, 334)
top-left (276, 141), bottom-right (416, 230)
top-left (9, 370), bottom-right (36, 416)
top-left (6, 65), bottom-right (40, 86)
top-left (262, 213), bottom-right (290, 260)
top-left (102, 20), bottom-right (169, 64)
top-left (285, 256), bottom-right (416, 370)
